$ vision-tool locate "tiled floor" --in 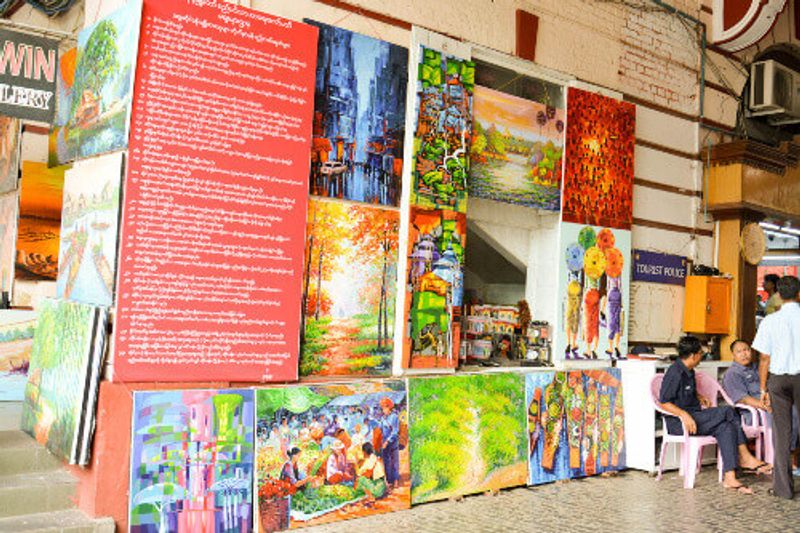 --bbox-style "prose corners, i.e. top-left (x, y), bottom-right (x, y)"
top-left (303, 469), bottom-right (800, 532)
